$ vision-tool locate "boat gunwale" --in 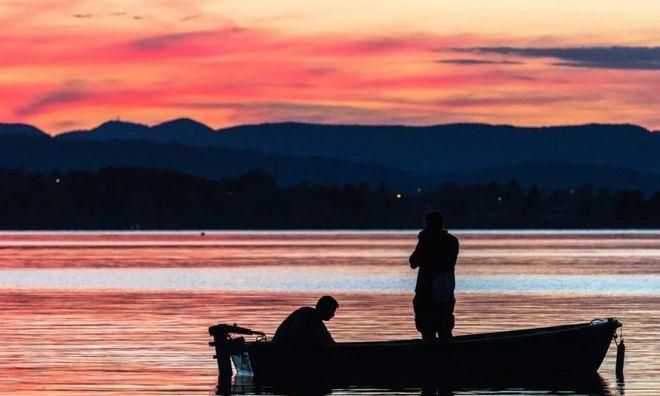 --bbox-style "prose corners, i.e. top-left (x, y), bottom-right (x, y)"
top-left (246, 318), bottom-right (620, 349)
